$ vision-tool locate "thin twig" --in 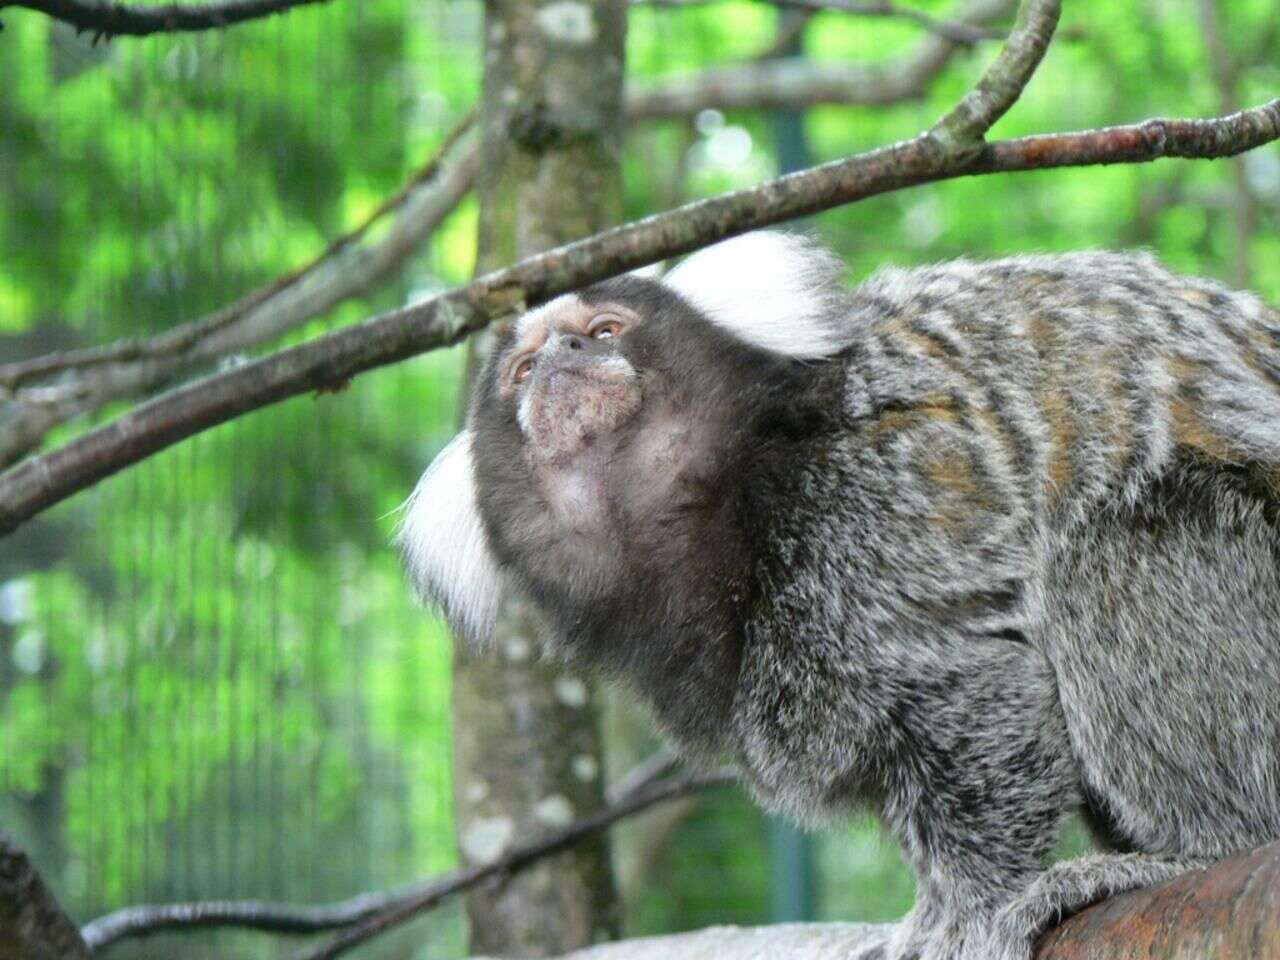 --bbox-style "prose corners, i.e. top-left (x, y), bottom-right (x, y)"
top-left (0, 115), bottom-right (479, 467)
top-left (290, 769), bottom-right (734, 960)
top-left (929, 0), bottom-right (1059, 151)
top-left (80, 757), bottom-right (725, 952)
top-left (0, 110), bottom-right (477, 394)
top-left (0, 0), bottom-right (331, 38)
top-left (639, 0), bottom-right (1006, 46)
